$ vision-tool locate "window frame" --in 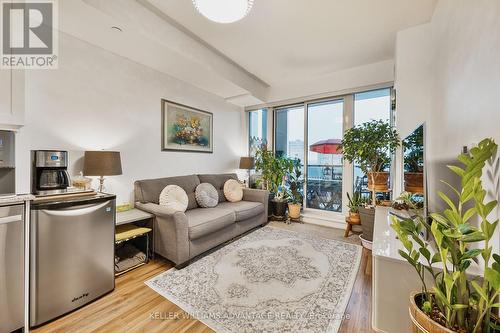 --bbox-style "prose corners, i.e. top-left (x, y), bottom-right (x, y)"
top-left (246, 84), bottom-right (394, 224)
top-left (247, 108), bottom-right (269, 156)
